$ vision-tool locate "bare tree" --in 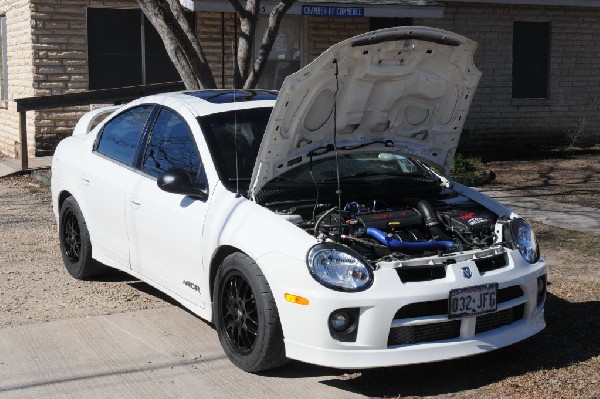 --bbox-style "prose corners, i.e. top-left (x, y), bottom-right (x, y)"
top-left (138, 0), bottom-right (295, 90)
